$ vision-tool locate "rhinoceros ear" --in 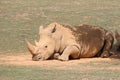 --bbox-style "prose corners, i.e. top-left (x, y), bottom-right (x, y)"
top-left (51, 24), bottom-right (56, 33)
top-left (39, 26), bottom-right (44, 35)
top-left (25, 39), bottom-right (36, 55)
